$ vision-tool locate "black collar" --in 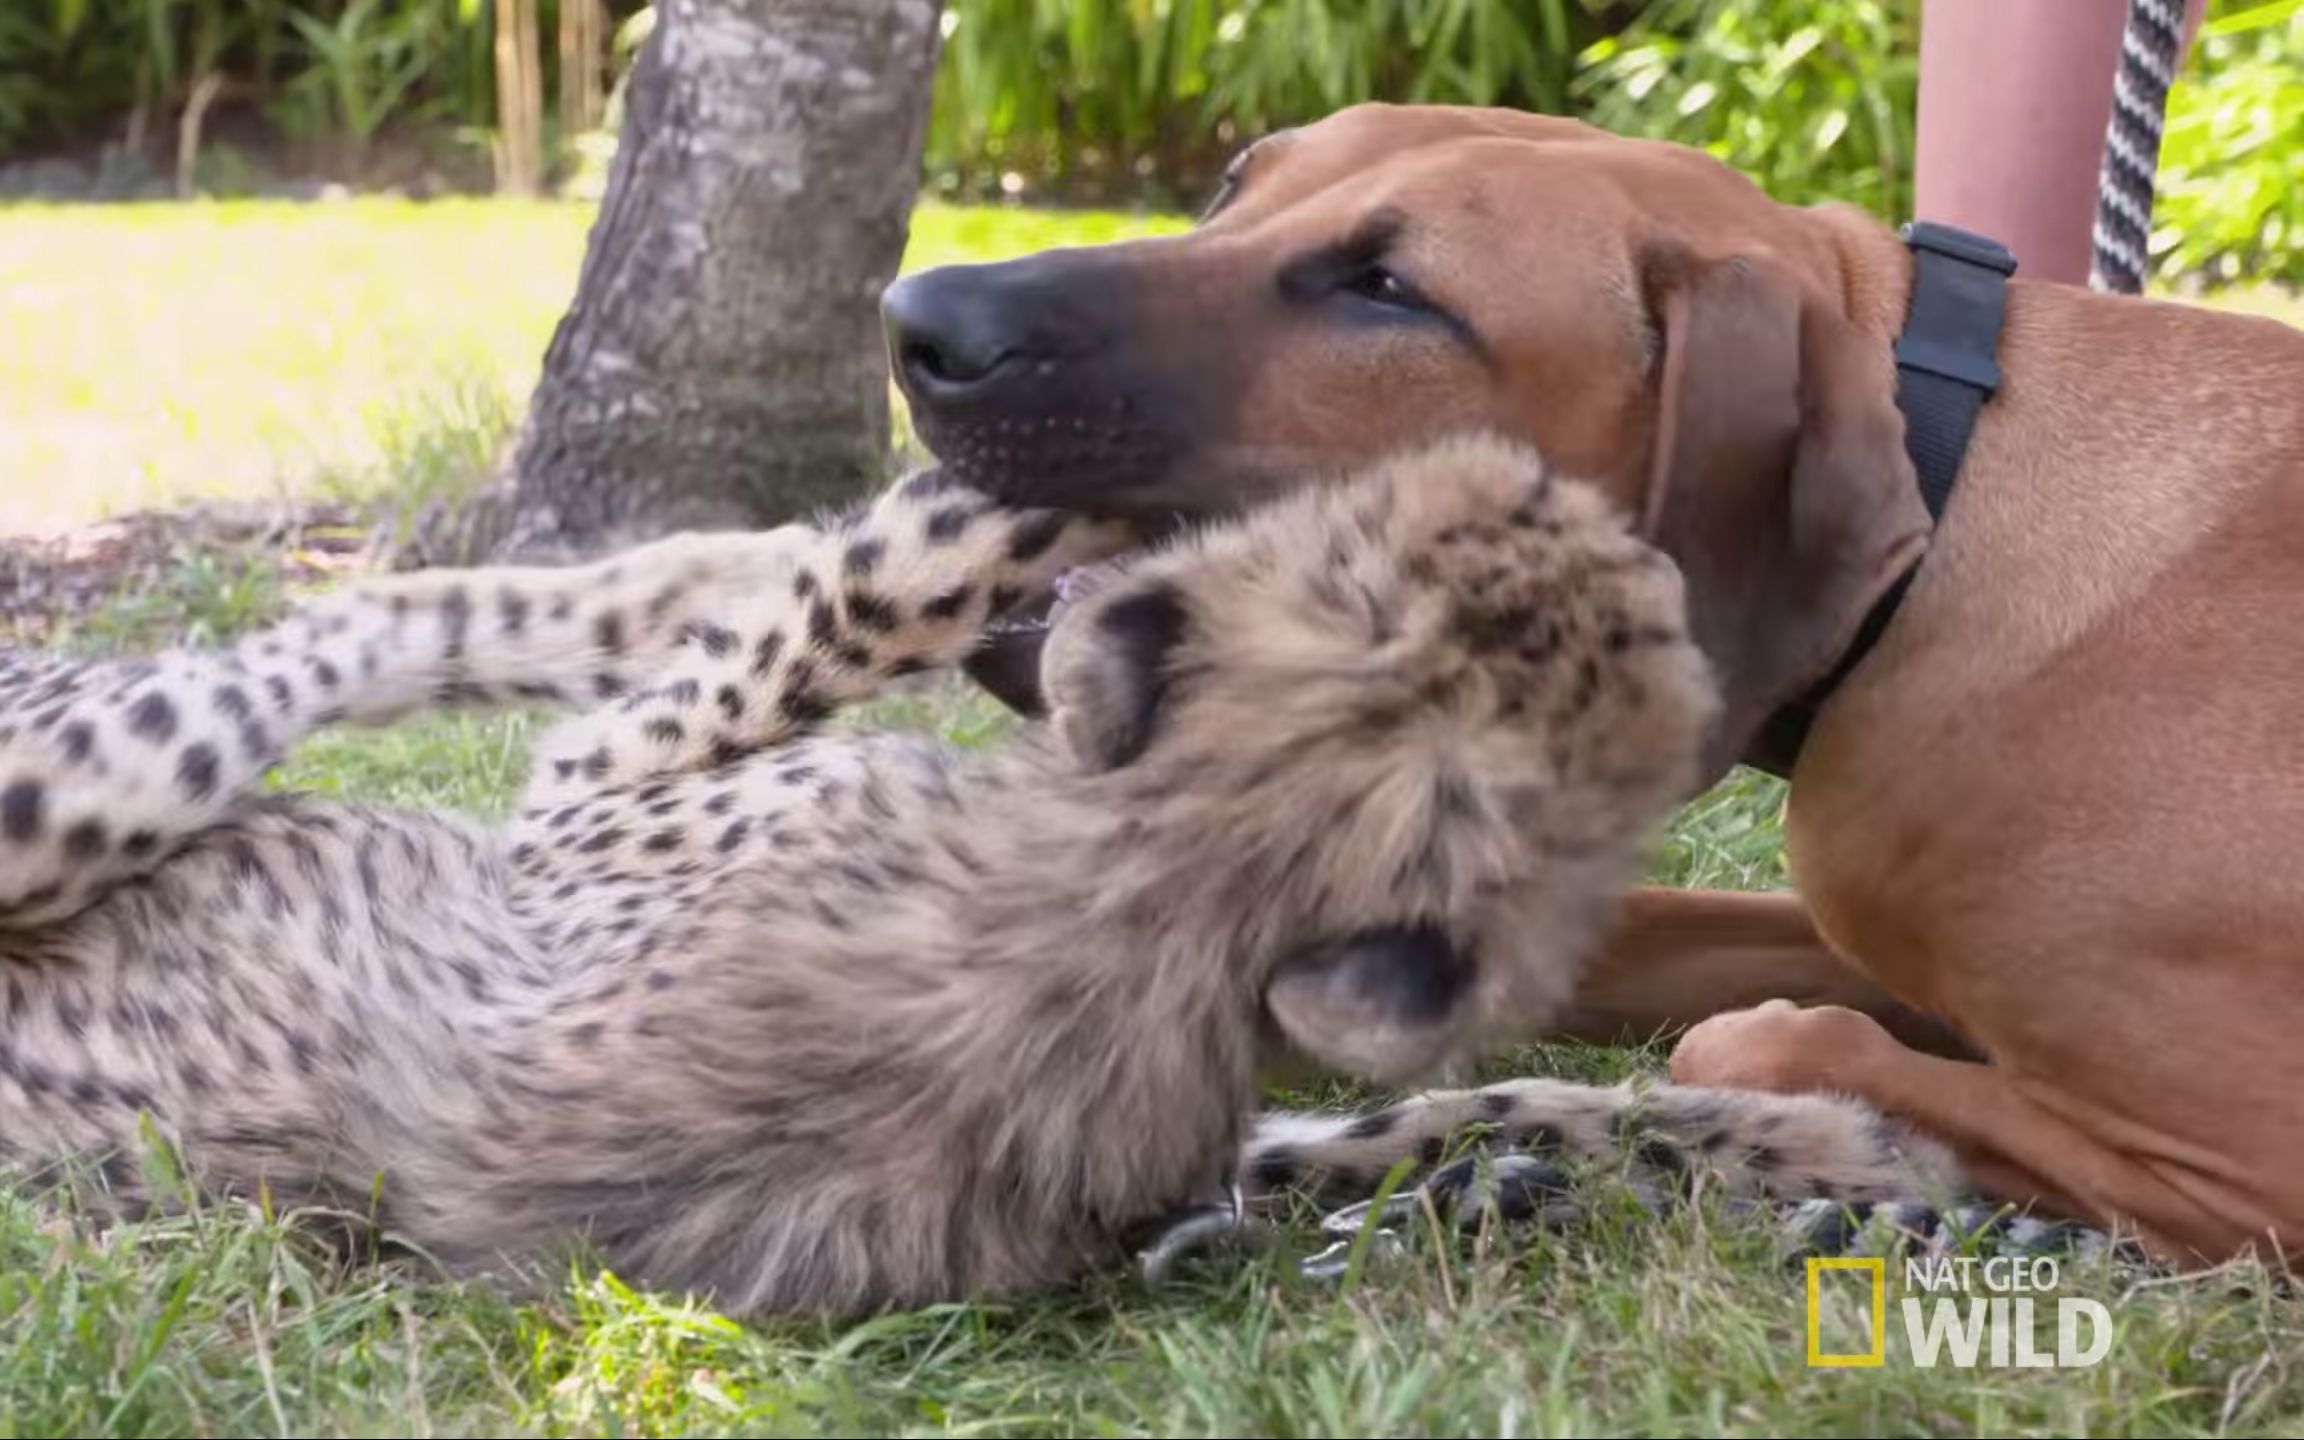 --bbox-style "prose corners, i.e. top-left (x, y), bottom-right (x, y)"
top-left (1743, 221), bottom-right (2018, 780)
